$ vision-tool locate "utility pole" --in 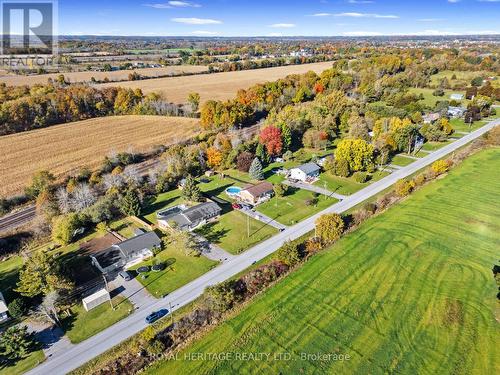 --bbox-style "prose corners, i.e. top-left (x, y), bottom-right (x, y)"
top-left (103, 274), bottom-right (114, 310)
